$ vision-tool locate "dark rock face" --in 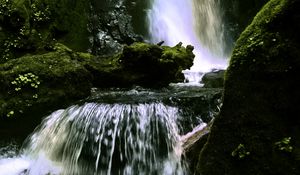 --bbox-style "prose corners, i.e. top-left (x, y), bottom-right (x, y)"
top-left (201, 69), bottom-right (225, 88)
top-left (0, 0), bottom-right (141, 62)
top-left (0, 0), bottom-right (91, 60)
top-left (221, 0), bottom-right (270, 51)
top-left (88, 0), bottom-right (143, 56)
top-left (124, 0), bottom-right (151, 37)
top-left (198, 0), bottom-right (300, 174)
